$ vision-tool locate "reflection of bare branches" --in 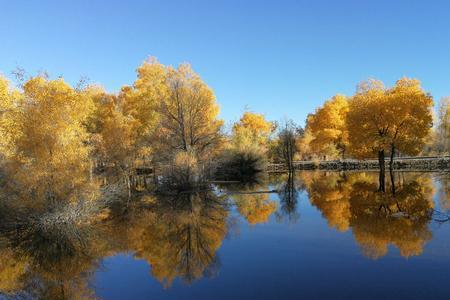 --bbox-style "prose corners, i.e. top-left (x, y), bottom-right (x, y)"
top-left (276, 172), bottom-right (300, 223)
top-left (436, 173), bottom-right (450, 212)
